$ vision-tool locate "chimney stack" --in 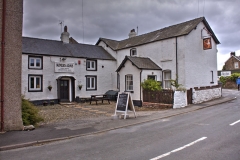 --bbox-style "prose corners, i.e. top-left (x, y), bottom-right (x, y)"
top-left (230, 52), bottom-right (235, 56)
top-left (128, 29), bottom-right (137, 38)
top-left (60, 26), bottom-right (70, 43)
